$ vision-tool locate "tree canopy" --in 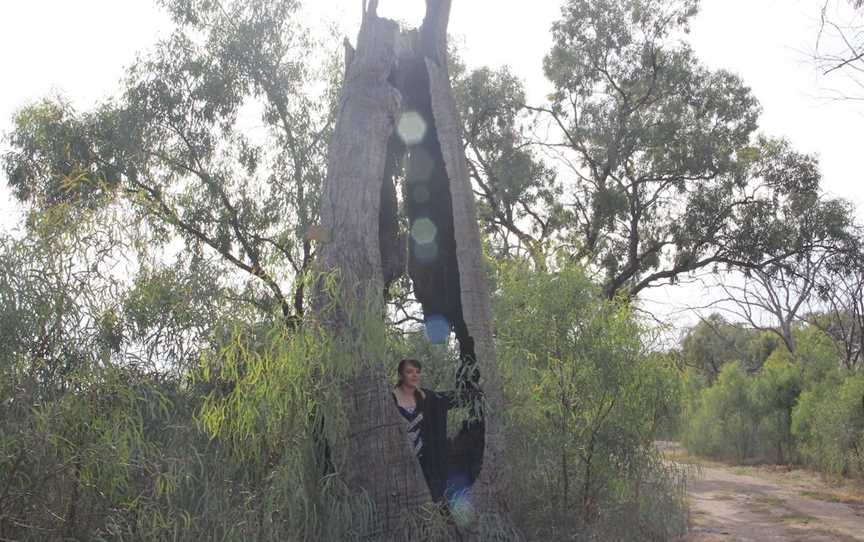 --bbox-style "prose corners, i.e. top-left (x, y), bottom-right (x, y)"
top-left (457, 0), bottom-right (854, 300)
top-left (4, 0), bottom-right (338, 324)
